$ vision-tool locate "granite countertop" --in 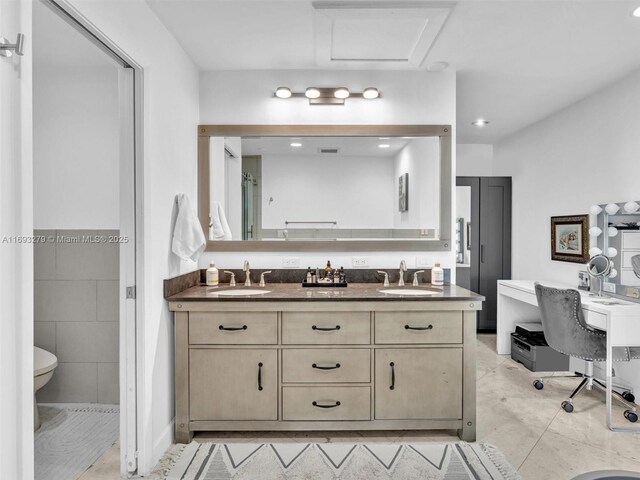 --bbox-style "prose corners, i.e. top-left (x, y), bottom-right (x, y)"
top-left (166, 283), bottom-right (484, 302)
